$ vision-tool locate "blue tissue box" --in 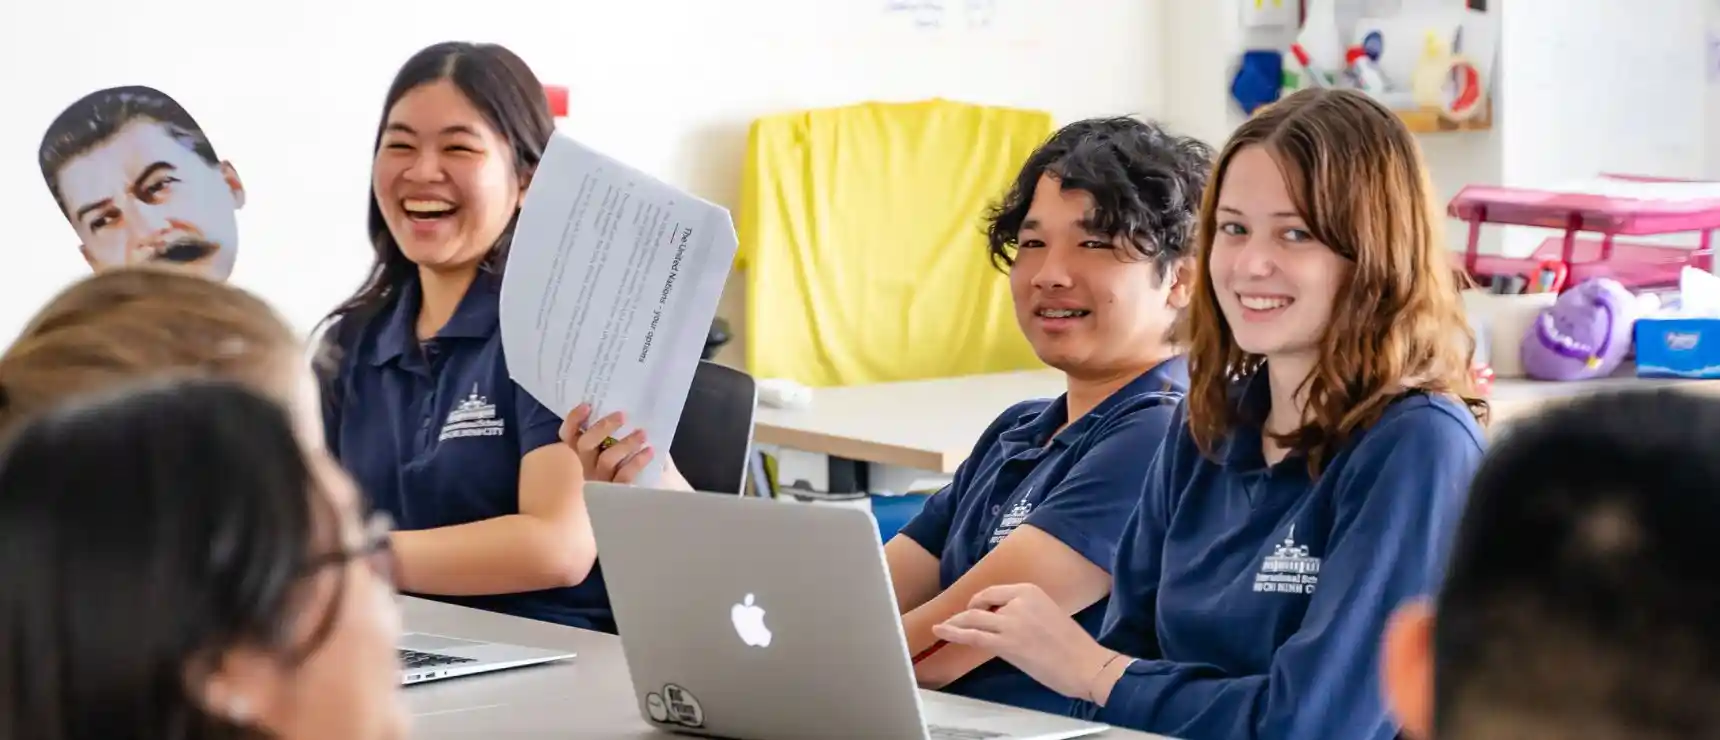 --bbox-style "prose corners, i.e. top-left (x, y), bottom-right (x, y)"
top-left (1635, 318), bottom-right (1720, 379)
